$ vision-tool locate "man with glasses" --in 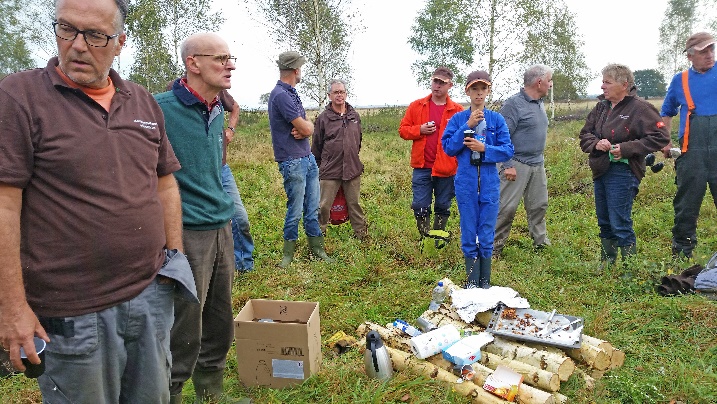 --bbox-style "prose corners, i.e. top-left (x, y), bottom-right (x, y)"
top-left (399, 67), bottom-right (463, 241)
top-left (0, 0), bottom-right (192, 402)
top-left (312, 79), bottom-right (368, 240)
top-left (269, 51), bottom-right (334, 267)
top-left (155, 33), bottom-right (248, 404)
